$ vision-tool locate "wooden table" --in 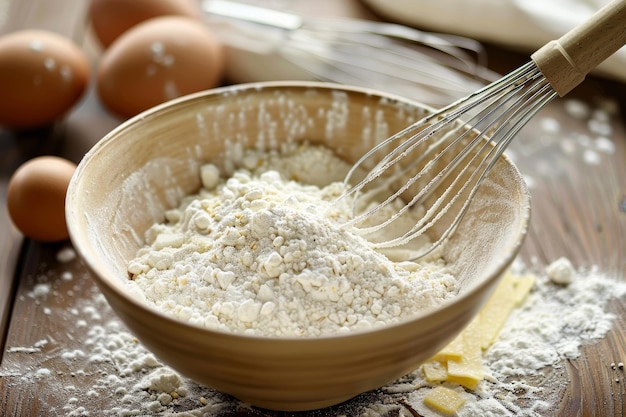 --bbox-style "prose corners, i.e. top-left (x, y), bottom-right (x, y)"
top-left (1, 0), bottom-right (625, 415)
